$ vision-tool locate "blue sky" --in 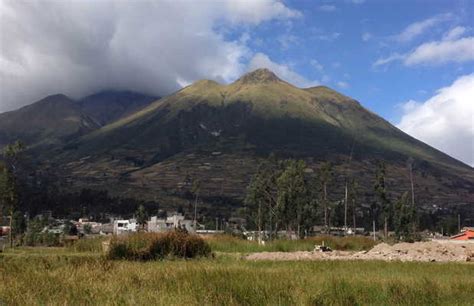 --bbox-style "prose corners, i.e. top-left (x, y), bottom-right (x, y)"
top-left (222, 0), bottom-right (473, 123)
top-left (0, 0), bottom-right (472, 165)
